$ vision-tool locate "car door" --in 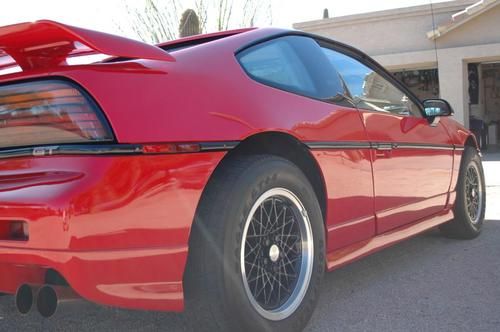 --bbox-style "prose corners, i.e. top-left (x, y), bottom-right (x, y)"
top-left (322, 46), bottom-right (454, 233)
